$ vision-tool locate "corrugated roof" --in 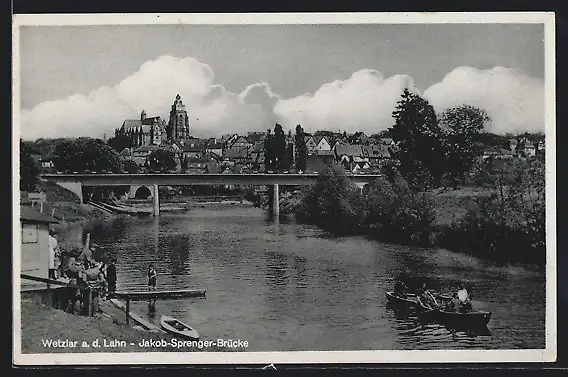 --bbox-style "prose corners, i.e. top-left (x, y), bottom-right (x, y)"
top-left (181, 145), bottom-right (204, 152)
top-left (133, 145), bottom-right (160, 152)
top-left (224, 148), bottom-right (249, 159)
top-left (206, 143), bottom-right (224, 149)
top-left (315, 150), bottom-right (335, 156)
top-left (335, 144), bottom-right (363, 157)
top-left (20, 206), bottom-right (59, 224)
top-left (122, 119), bottom-right (142, 131)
